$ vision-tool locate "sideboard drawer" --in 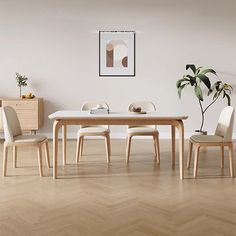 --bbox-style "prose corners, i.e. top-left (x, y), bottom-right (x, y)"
top-left (2, 100), bottom-right (37, 110)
